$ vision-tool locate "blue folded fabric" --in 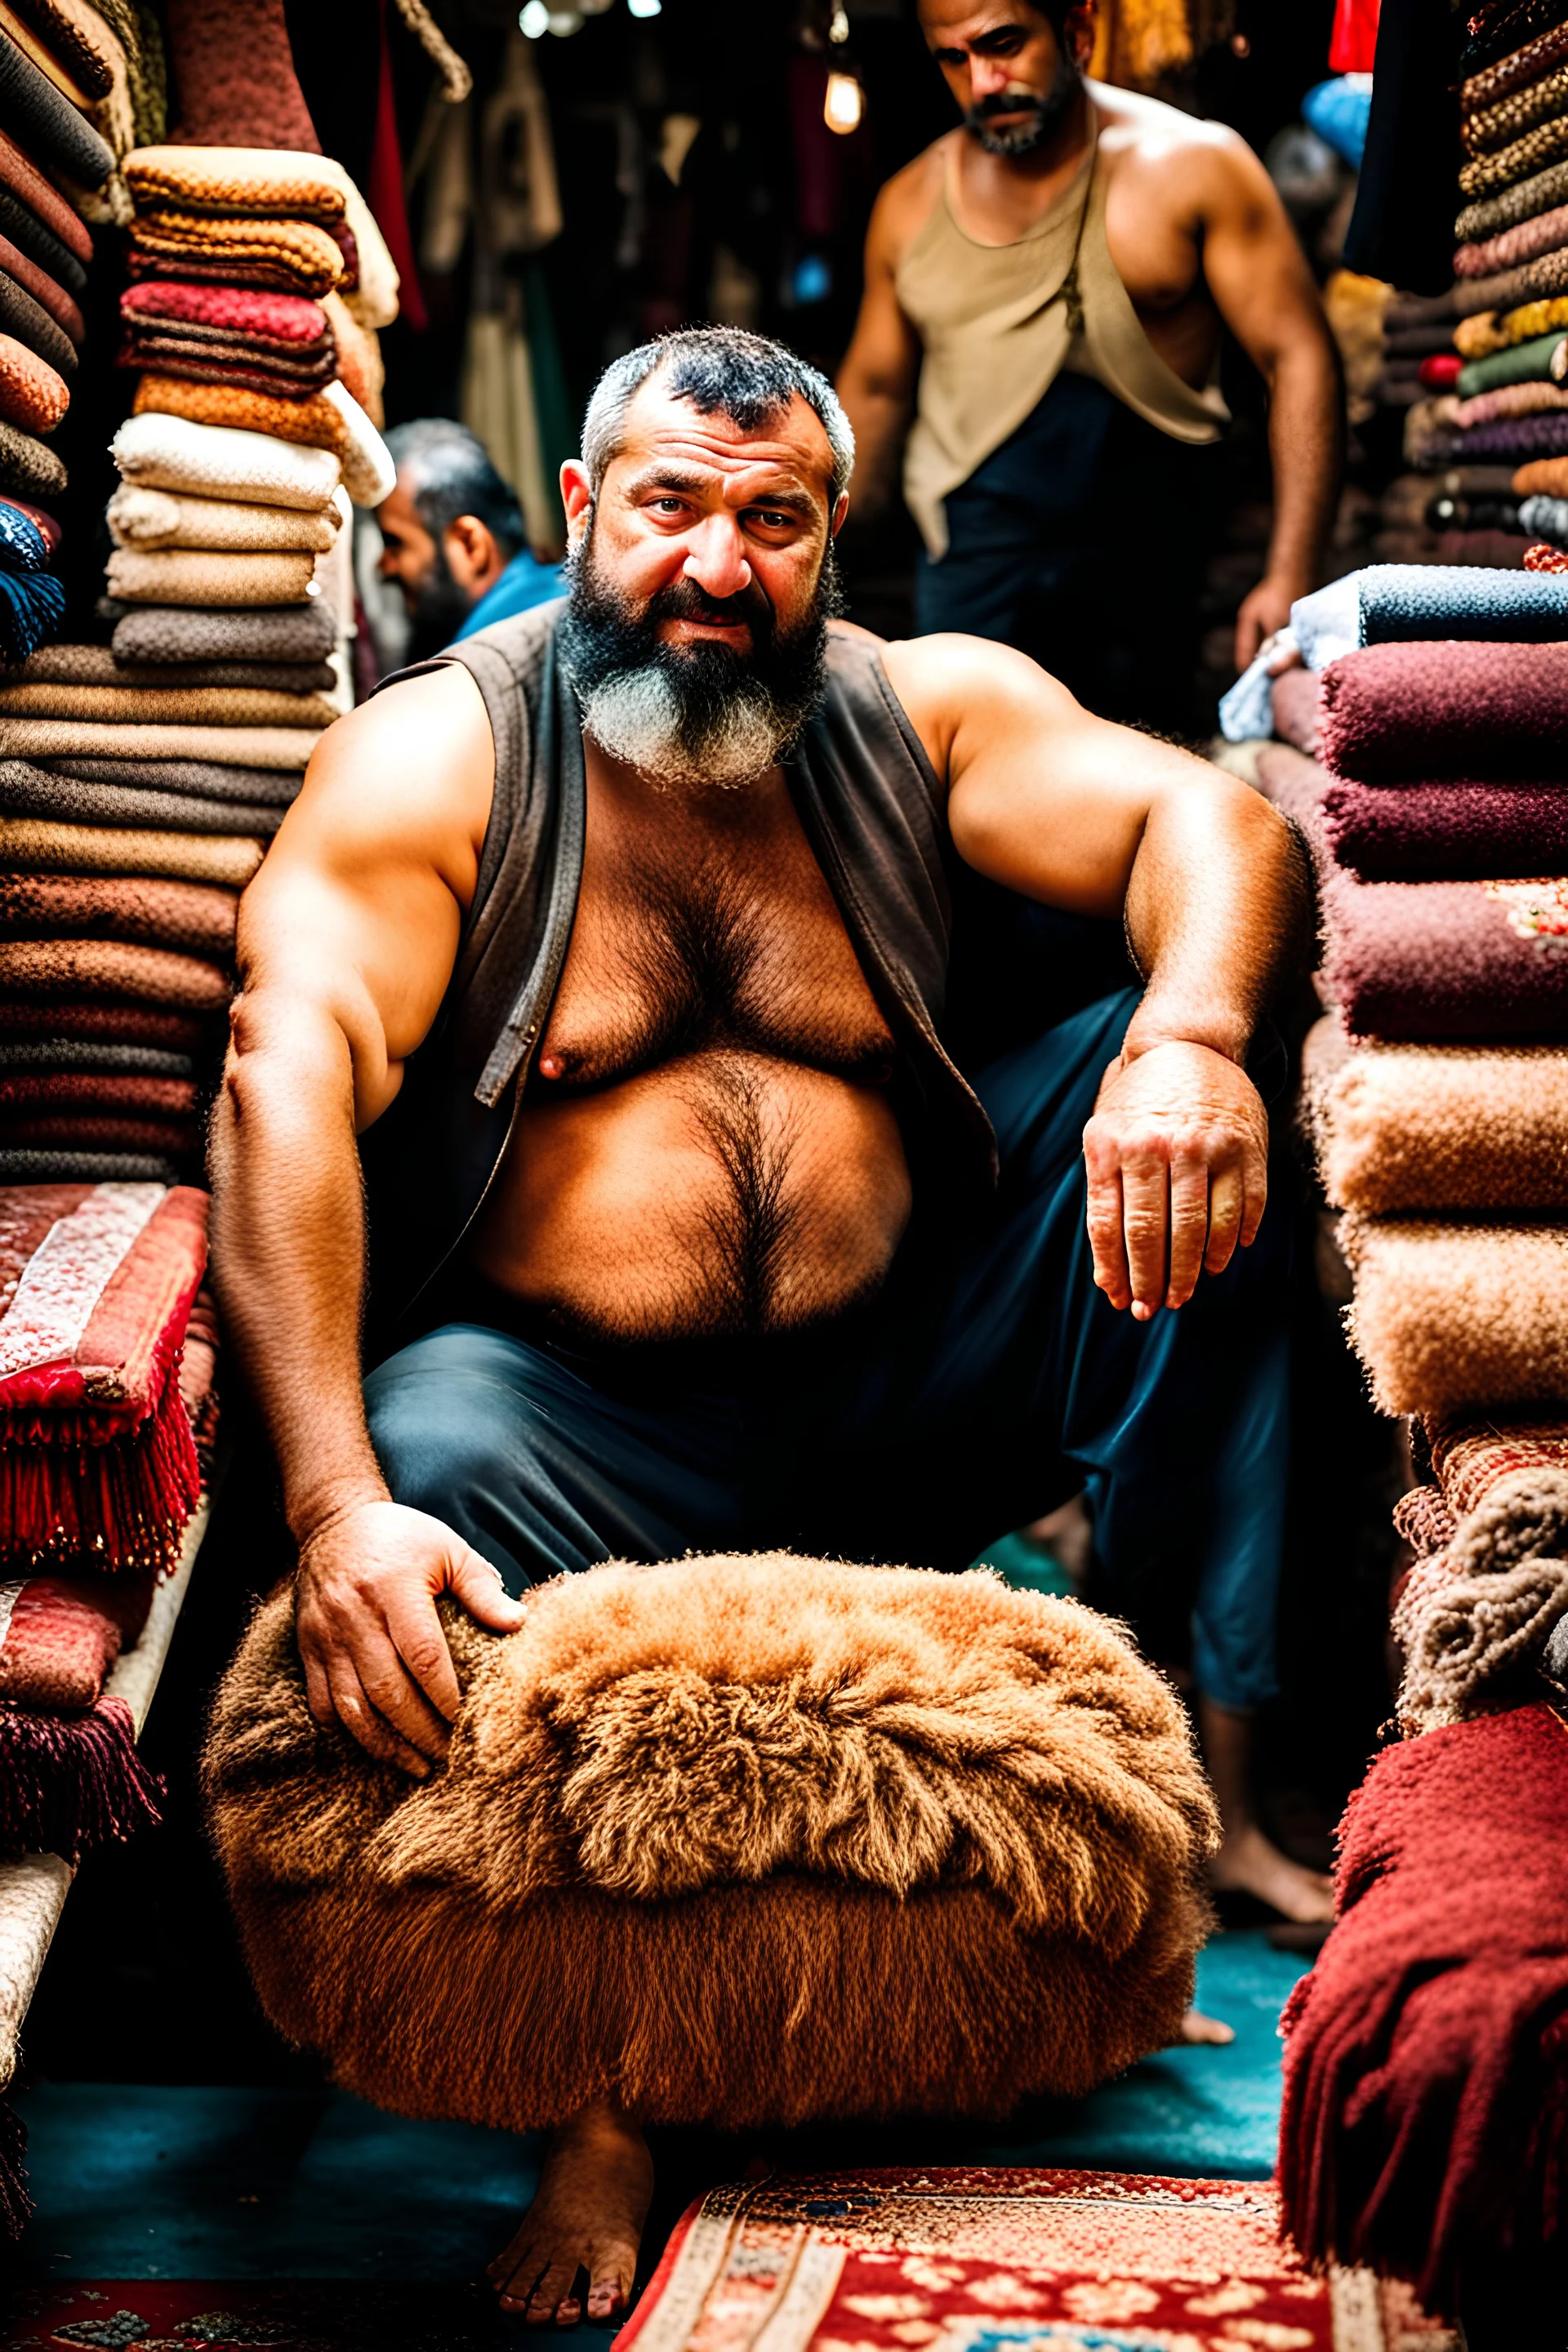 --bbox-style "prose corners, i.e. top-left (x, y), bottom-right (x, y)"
top-left (1293, 564), bottom-right (1568, 665)
top-left (0, 499), bottom-right (48, 574)
top-left (1302, 76), bottom-right (1373, 170)
top-left (0, 566), bottom-right (64, 662)
top-left (1520, 492), bottom-right (1568, 549)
